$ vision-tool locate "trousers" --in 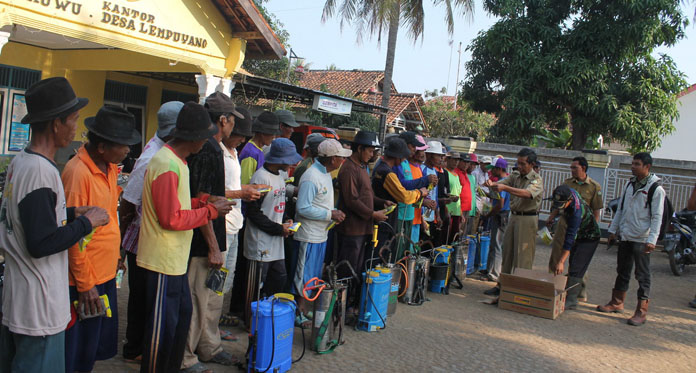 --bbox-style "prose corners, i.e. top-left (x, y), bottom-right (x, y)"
top-left (614, 241), bottom-right (652, 299)
top-left (501, 214), bottom-right (537, 275)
